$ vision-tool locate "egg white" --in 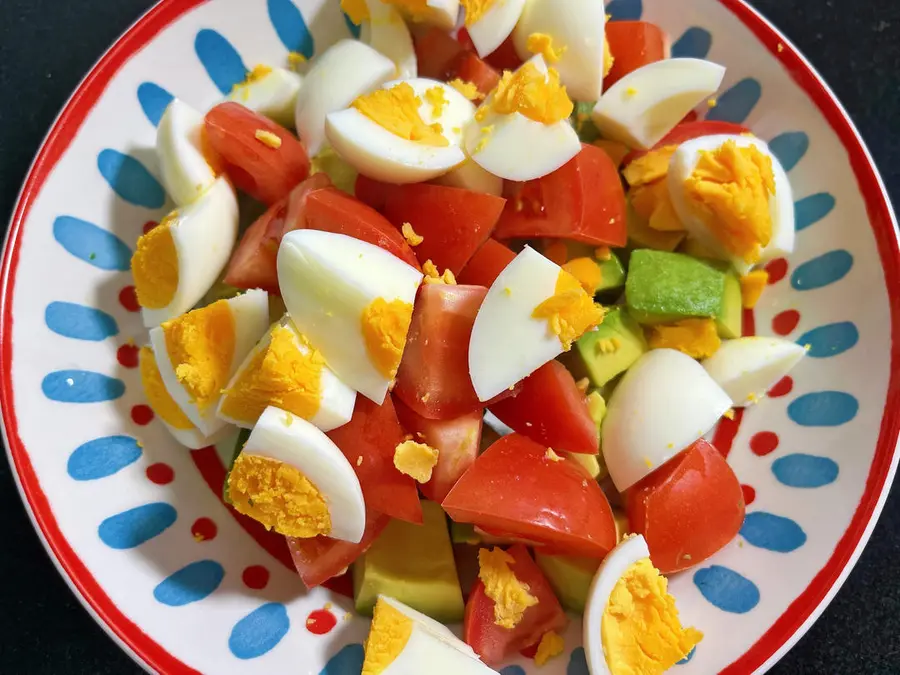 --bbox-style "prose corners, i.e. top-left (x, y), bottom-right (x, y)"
top-left (465, 0), bottom-right (526, 58)
top-left (157, 98), bottom-right (218, 207)
top-left (392, 0), bottom-right (460, 31)
top-left (360, 0), bottom-right (418, 79)
top-left (227, 67), bottom-right (303, 128)
top-left (702, 337), bottom-right (807, 407)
